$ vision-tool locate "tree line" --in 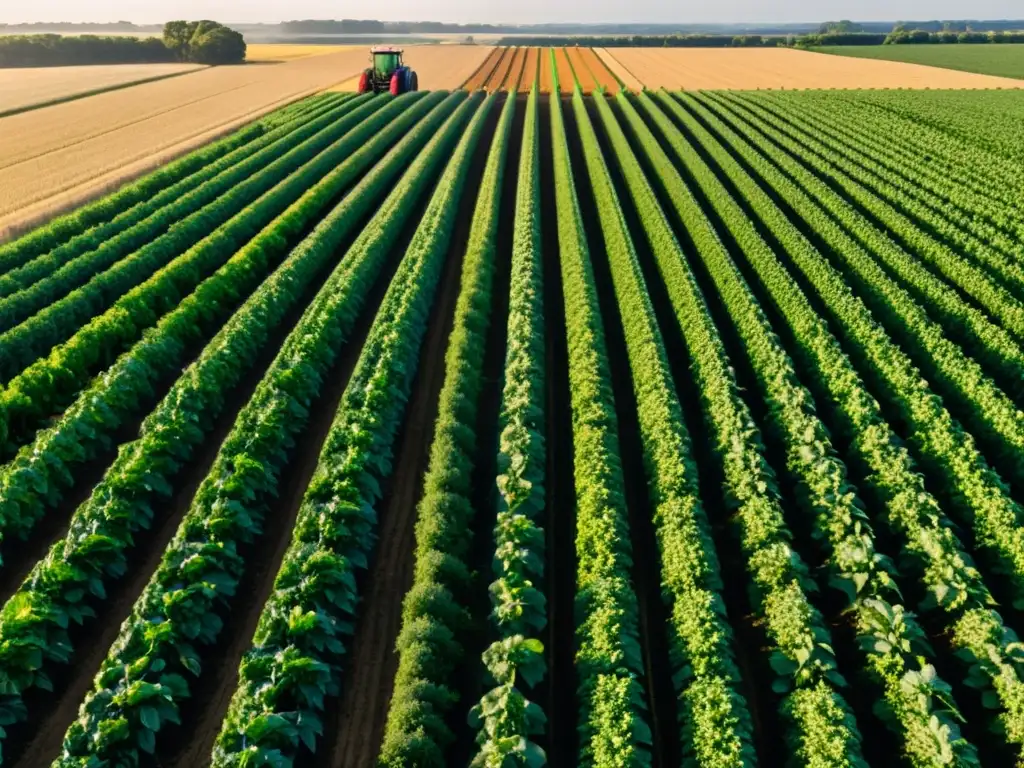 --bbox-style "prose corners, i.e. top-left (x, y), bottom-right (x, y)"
top-left (0, 20), bottom-right (245, 68)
